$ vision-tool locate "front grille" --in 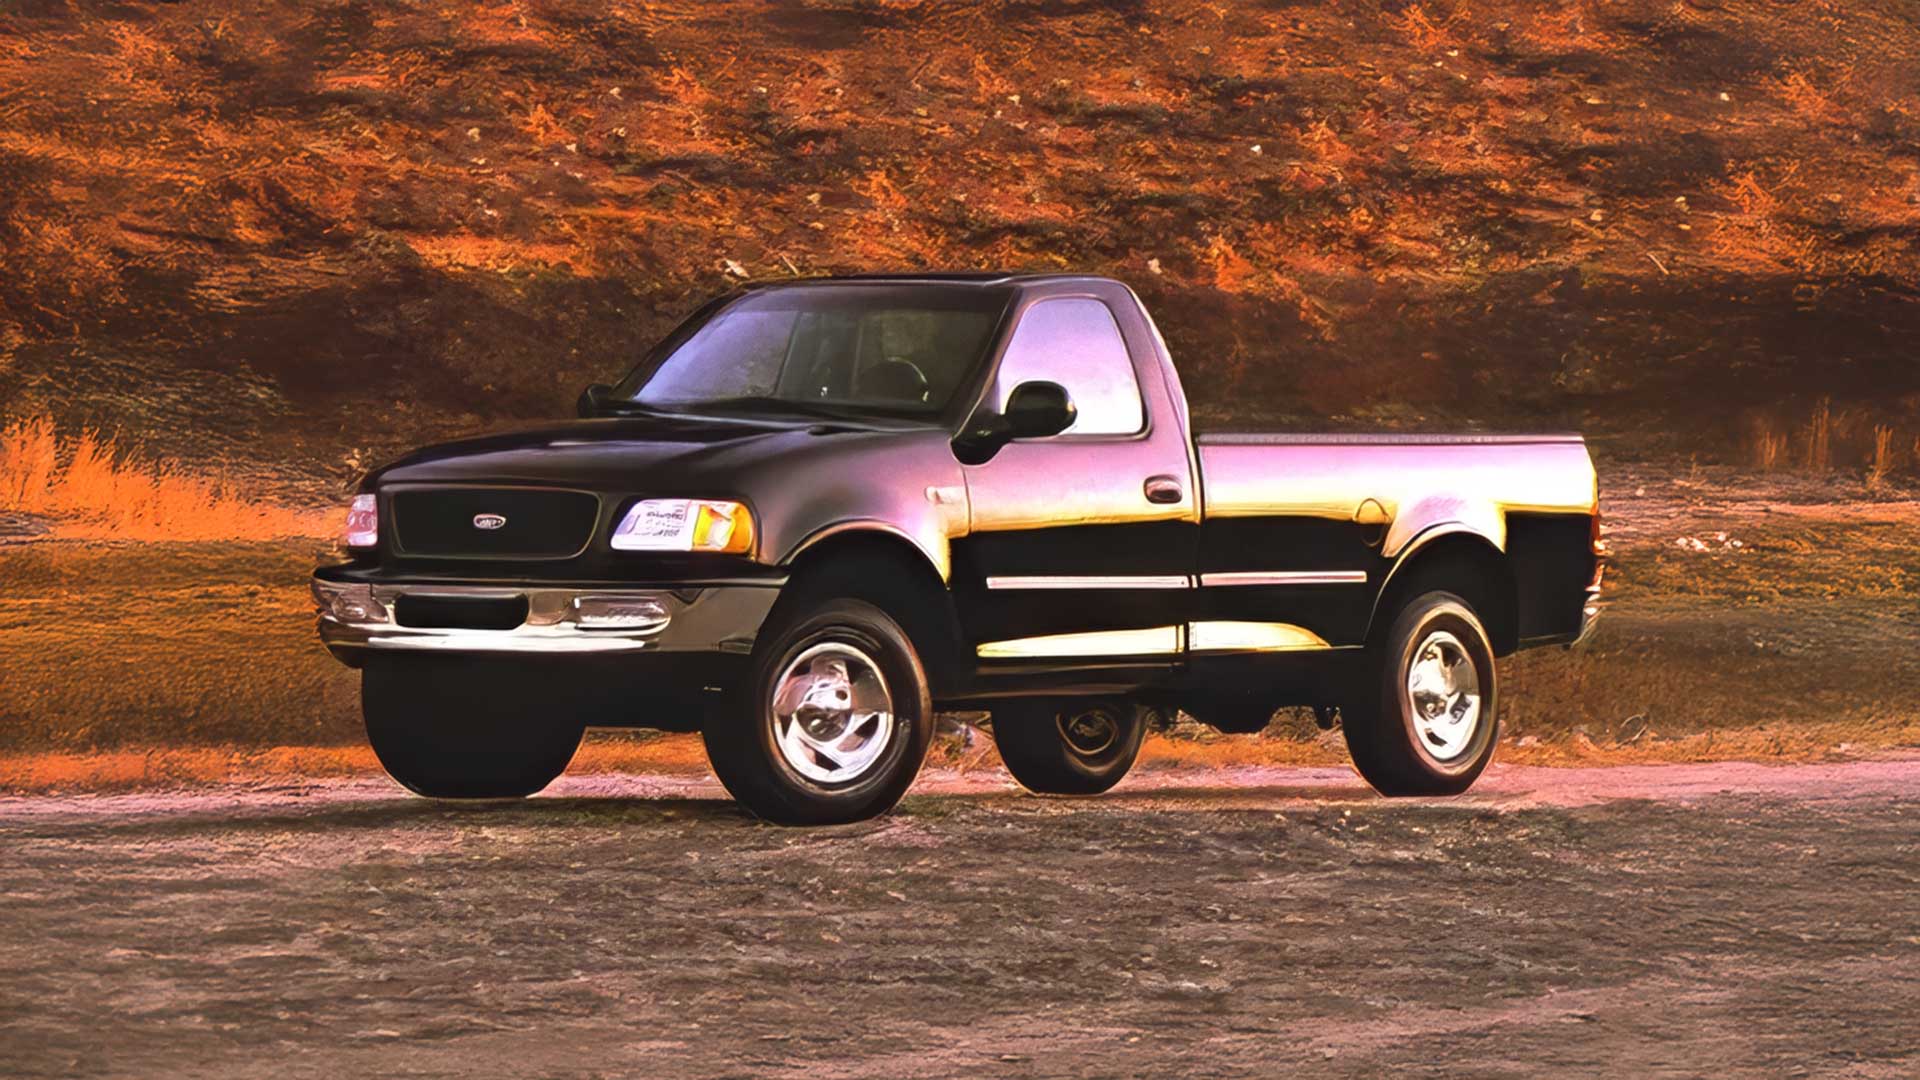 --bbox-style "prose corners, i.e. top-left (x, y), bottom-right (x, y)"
top-left (393, 594), bottom-right (530, 630)
top-left (390, 488), bottom-right (599, 559)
